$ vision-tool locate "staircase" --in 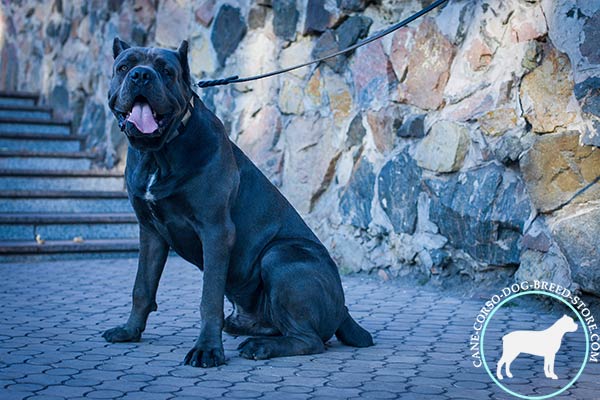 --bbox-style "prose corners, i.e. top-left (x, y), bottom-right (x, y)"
top-left (0, 92), bottom-right (139, 262)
